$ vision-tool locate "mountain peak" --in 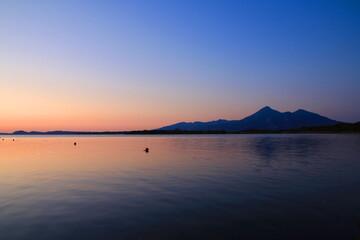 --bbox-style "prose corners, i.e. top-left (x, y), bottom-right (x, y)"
top-left (294, 109), bottom-right (313, 114)
top-left (261, 106), bottom-right (272, 110)
top-left (255, 106), bottom-right (279, 114)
